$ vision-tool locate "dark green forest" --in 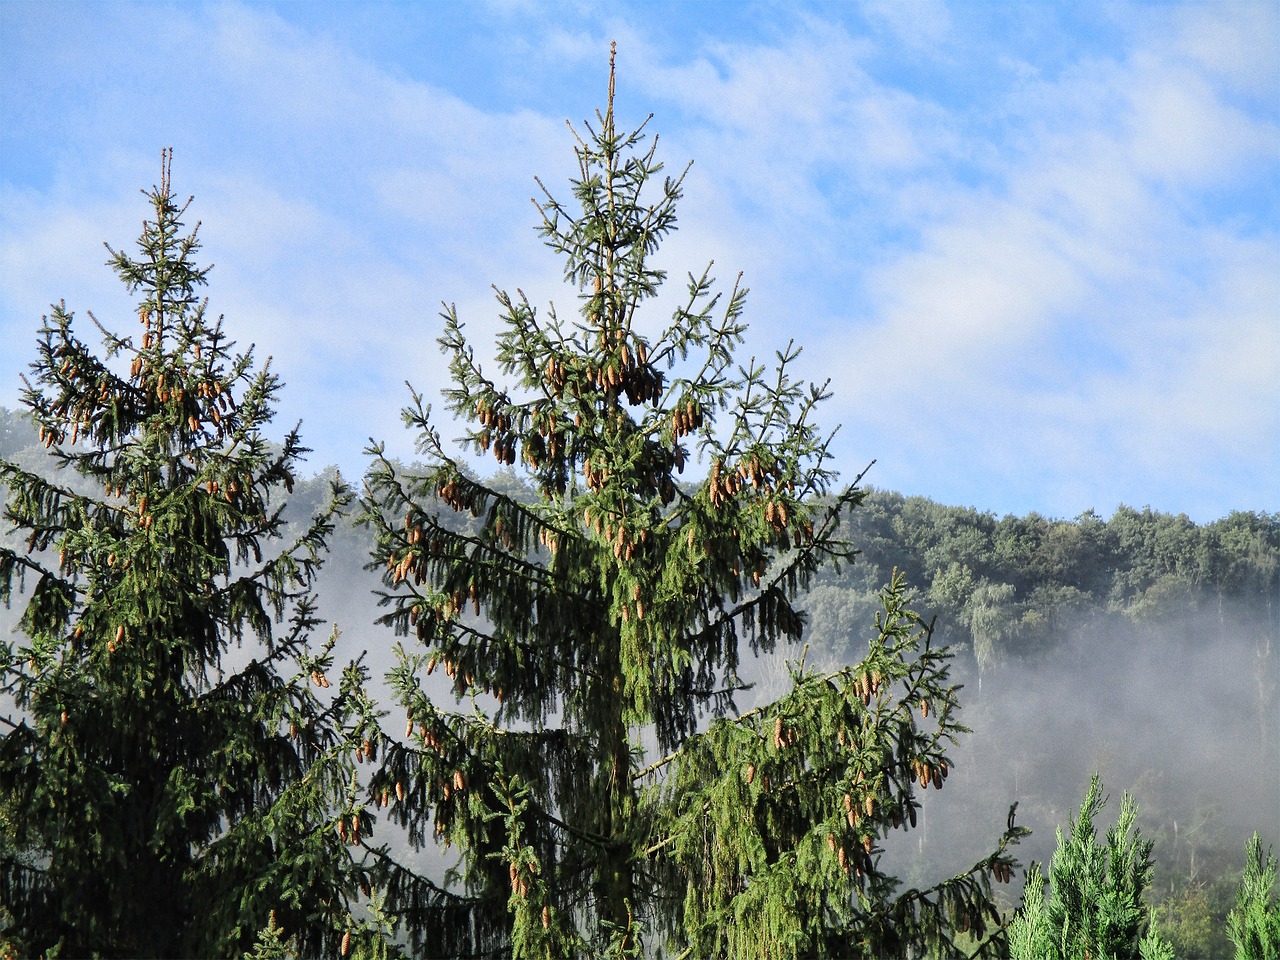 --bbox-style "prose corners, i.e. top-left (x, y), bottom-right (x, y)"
top-left (3, 401), bottom-right (1275, 958)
